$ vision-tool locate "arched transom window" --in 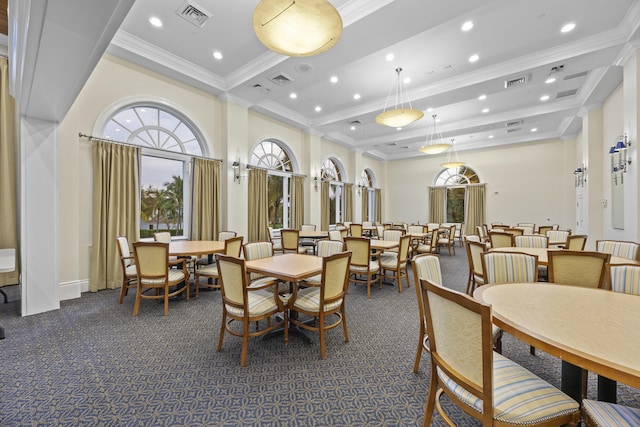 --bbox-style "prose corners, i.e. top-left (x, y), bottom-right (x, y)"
top-left (434, 165), bottom-right (481, 224)
top-left (250, 140), bottom-right (293, 172)
top-left (321, 158), bottom-right (346, 225)
top-left (435, 165), bottom-right (480, 186)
